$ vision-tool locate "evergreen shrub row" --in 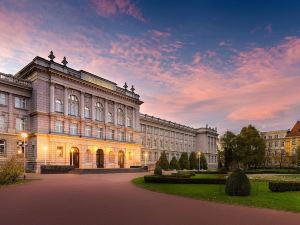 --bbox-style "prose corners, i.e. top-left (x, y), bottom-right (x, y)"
top-left (269, 182), bottom-right (300, 192)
